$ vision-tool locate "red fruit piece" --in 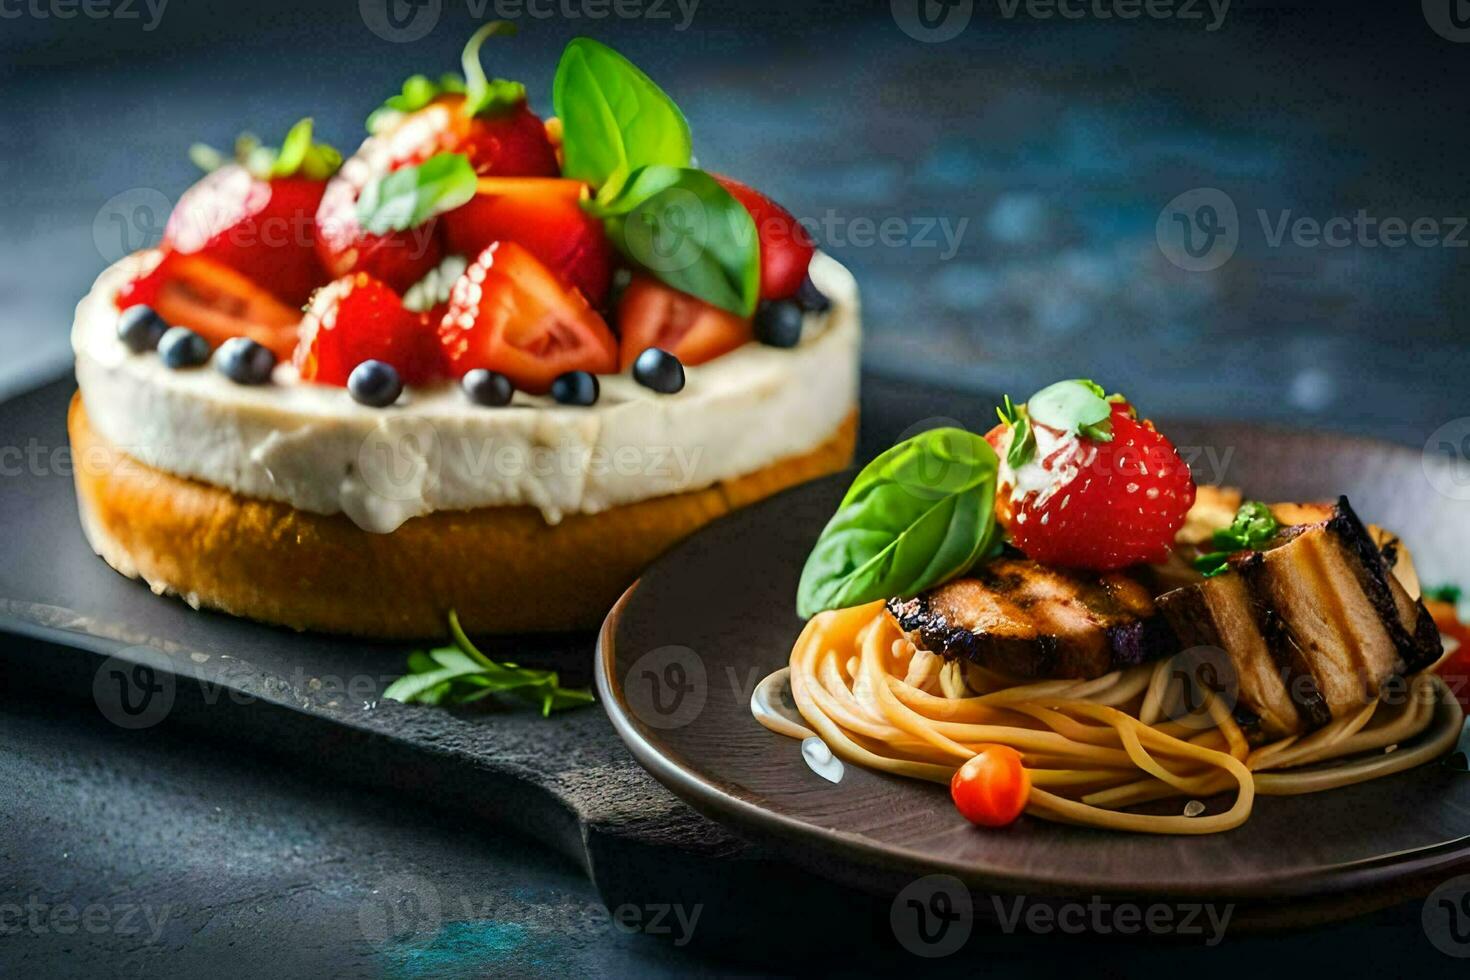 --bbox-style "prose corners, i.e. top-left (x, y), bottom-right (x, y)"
top-left (1000, 400), bottom-right (1197, 570)
top-left (392, 97), bottom-right (558, 177)
top-left (442, 178), bottom-right (612, 306)
top-left (439, 241), bottom-right (617, 394)
top-left (712, 175), bottom-right (815, 301)
top-left (294, 273), bottom-right (444, 386)
top-left (119, 252), bottom-right (302, 361)
top-left (615, 276), bottom-right (752, 369)
top-left (163, 165), bottom-right (329, 307)
top-left (314, 158), bottom-right (445, 294)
